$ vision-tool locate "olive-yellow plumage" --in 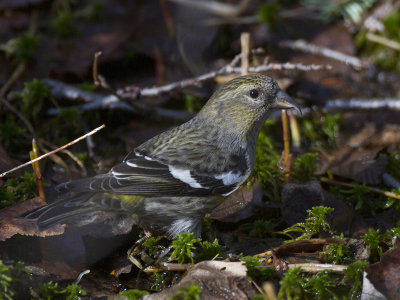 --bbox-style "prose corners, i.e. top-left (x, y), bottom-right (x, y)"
top-left (24, 74), bottom-right (300, 237)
